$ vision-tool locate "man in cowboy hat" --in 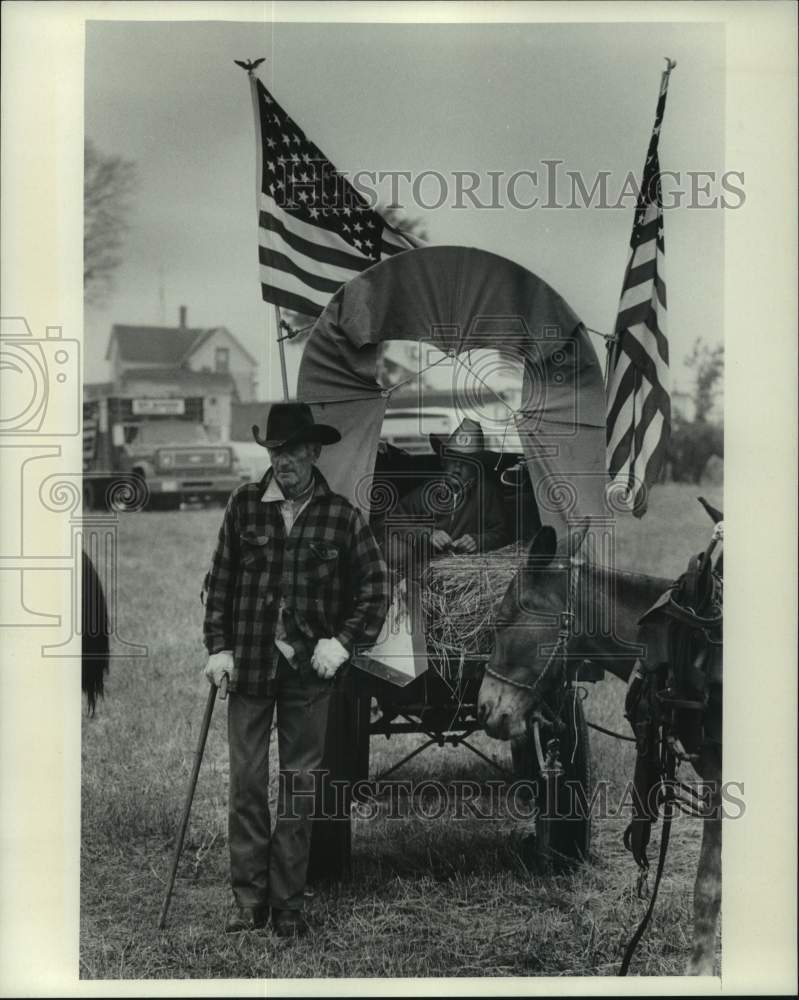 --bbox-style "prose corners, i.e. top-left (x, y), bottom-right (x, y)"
top-left (202, 402), bottom-right (389, 938)
top-left (393, 417), bottom-right (510, 555)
